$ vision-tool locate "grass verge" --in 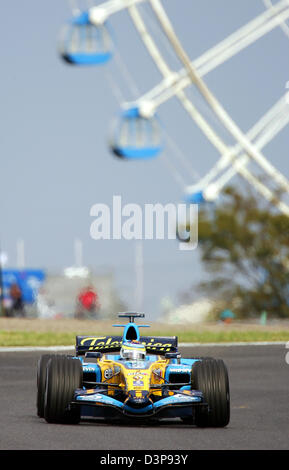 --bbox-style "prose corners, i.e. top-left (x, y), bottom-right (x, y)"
top-left (0, 328), bottom-right (288, 347)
